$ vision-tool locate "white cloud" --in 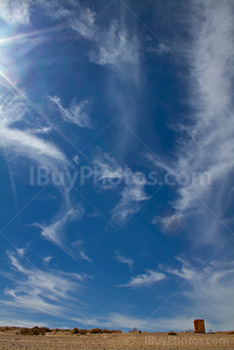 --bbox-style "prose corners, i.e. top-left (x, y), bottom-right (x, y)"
top-left (1, 0), bottom-right (141, 72)
top-left (79, 251), bottom-right (92, 263)
top-left (71, 240), bottom-right (92, 263)
top-left (0, 0), bottom-right (31, 25)
top-left (28, 126), bottom-right (52, 134)
top-left (0, 126), bottom-right (65, 160)
top-left (115, 251), bottom-right (133, 270)
top-left (88, 20), bottom-right (140, 67)
top-left (16, 245), bottom-right (29, 258)
top-left (105, 258), bottom-right (234, 331)
top-left (43, 255), bottom-right (53, 264)
top-left (69, 6), bottom-right (95, 40)
top-left (158, 257), bottom-right (234, 331)
top-left (42, 1), bottom-right (142, 152)
top-left (153, 213), bottom-right (183, 233)
top-left (0, 95), bottom-right (66, 162)
top-left (93, 153), bottom-right (148, 224)
top-left (71, 240), bottom-right (83, 248)
top-left (35, 204), bottom-right (84, 248)
top-left (149, 0), bottom-right (234, 244)
top-left (45, 2), bottom-right (140, 69)
top-left (149, 43), bottom-right (170, 55)
top-left (47, 94), bottom-right (92, 128)
top-left (0, 93), bottom-right (84, 265)
top-left (111, 181), bottom-right (148, 224)
top-left (0, 318), bottom-right (48, 328)
top-left (2, 252), bottom-right (90, 316)
top-left (102, 313), bottom-right (194, 332)
top-left (159, 259), bottom-right (197, 281)
top-left (120, 270), bottom-right (165, 288)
